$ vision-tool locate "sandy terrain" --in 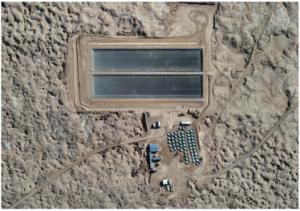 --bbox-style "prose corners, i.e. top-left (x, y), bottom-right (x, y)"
top-left (1, 2), bottom-right (298, 209)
